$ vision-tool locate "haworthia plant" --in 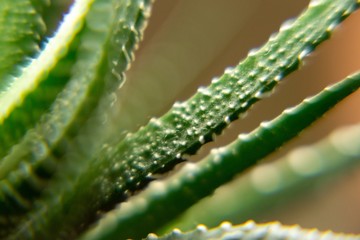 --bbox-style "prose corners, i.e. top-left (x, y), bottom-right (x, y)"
top-left (0, 0), bottom-right (91, 163)
top-left (0, 0), bottom-right (152, 236)
top-left (0, 0), bottom-right (48, 91)
top-left (0, 0), bottom-right (359, 239)
top-left (77, 0), bottom-right (359, 202)
top-left (81, 72), bottom-right (360, 240)
top-left (108, 0), bottom-right (261, 137)
top-left (164, 123), bottom-right (360, 232)
top-left (144, 221), bottom-right (359, 240)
